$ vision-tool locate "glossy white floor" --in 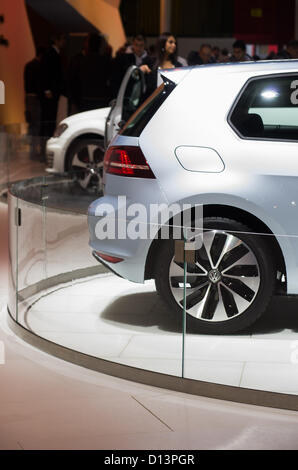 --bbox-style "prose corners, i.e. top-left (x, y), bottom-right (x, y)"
top-left (1, 160), bottom-right (298, 449)
top-left (17, 273), bottom-right (298, 395)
